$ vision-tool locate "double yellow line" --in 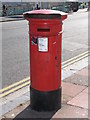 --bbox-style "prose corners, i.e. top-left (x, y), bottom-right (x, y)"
top-left (62, 50), bottom-right (89, 68)
top-left (0, 77), bottom-right (30, 98)
top-left (0, 51), bottom-right (89, 98)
